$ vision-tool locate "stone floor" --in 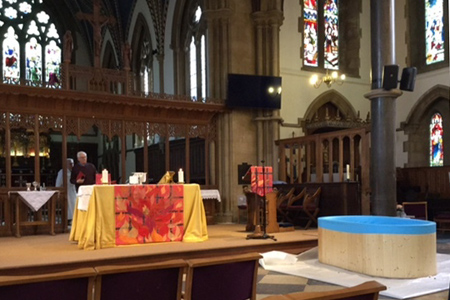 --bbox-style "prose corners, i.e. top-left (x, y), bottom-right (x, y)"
top-left (255, 232), bottom-right (450, 300)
